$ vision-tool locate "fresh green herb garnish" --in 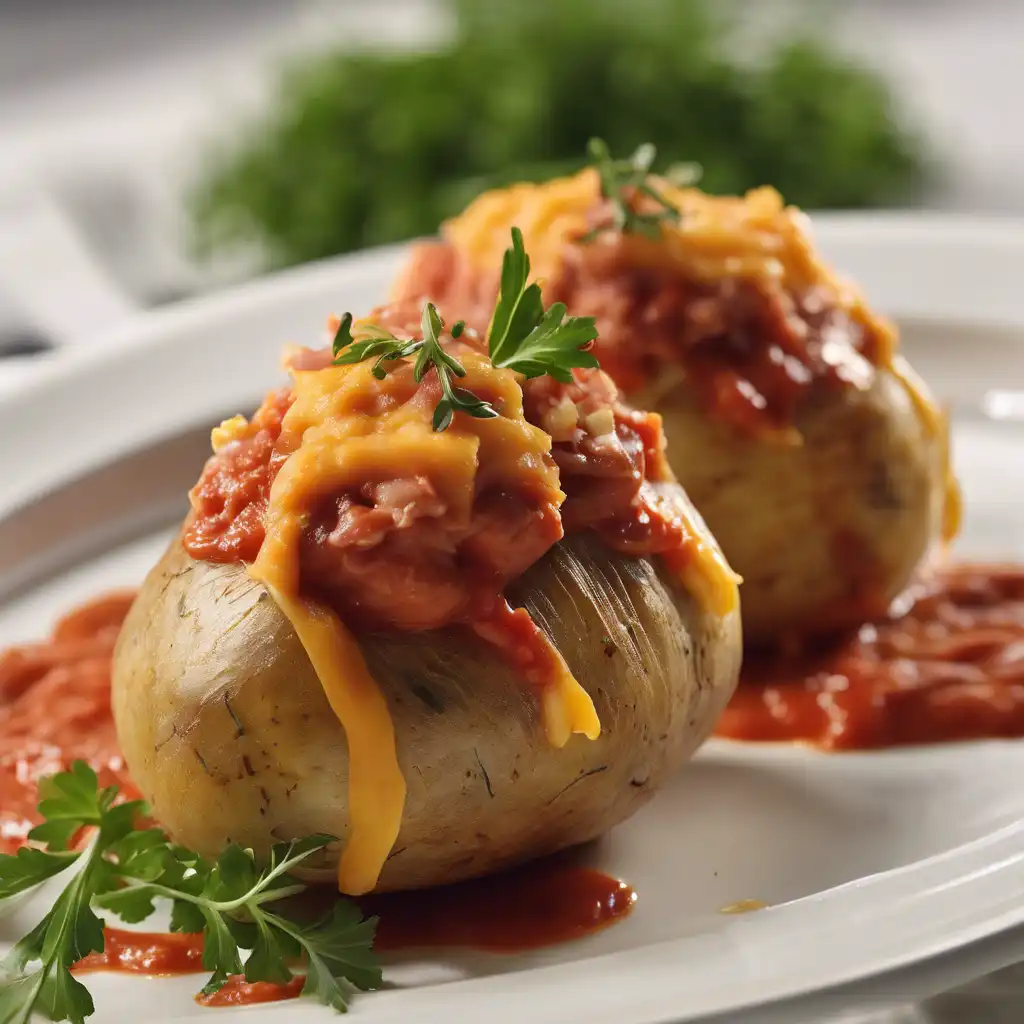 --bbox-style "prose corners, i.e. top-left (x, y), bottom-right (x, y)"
top-left (331, 228), bottom-right (598, 431)
top-left (332, 304), bottom-right (500, 432)
top-left (0, 763), bottom-right (380, 1024)
top-left (582, 138), bottom-right (693, 241)
top-left (418, 303), bottom-right (500, 432)
top-left (488, 227), bottom-right (599, 382)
